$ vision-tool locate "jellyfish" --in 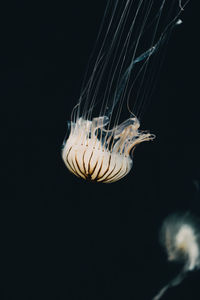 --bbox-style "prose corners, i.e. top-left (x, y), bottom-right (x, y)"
top-left (153, 212), bottom-right (200, 300)
top-left (62, 0), bottom-right (190, 183)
